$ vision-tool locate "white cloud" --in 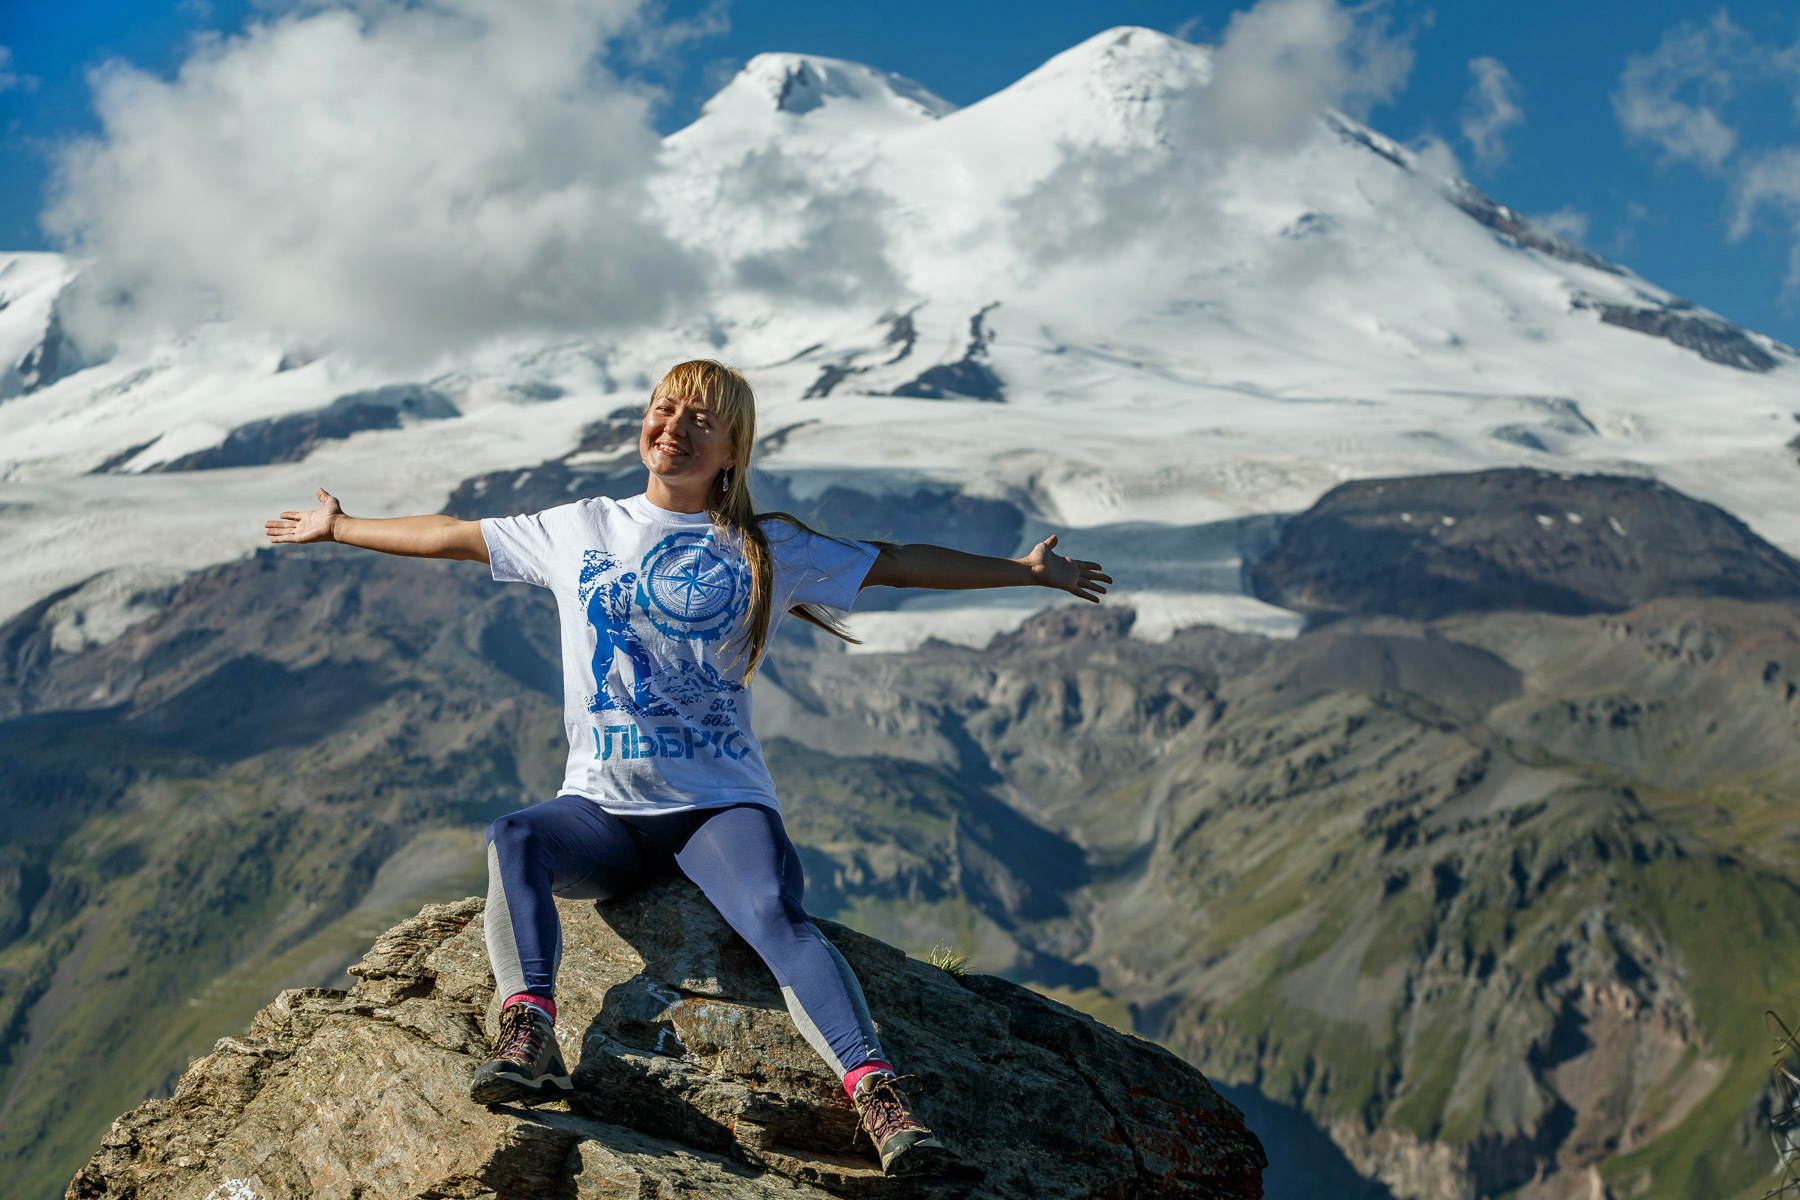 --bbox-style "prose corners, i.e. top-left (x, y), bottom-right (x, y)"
top-left (1728, 146), bottom-right (1800, 295)
top-left (720, 148), bottom-right (901, 303)
top-left (1192, 0), bottom-right (1414, 147)
top-left (1611, 17), bottom-right (1800, 297)
top-left (1532, 205), bottom-right (1588, 241)
top-left (619, 0), bottom-right (728, 69)
top-left (1171, 16), bottom-right (1209, 44)
top-left (1460, 56), bottom-right (1521, 169)
top-left (43, 0), bottom-right (710, 364)
top-left (0, 45), bottom-right (36, 93)
top-left (1612, 13), bottom-right (1743, 170)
